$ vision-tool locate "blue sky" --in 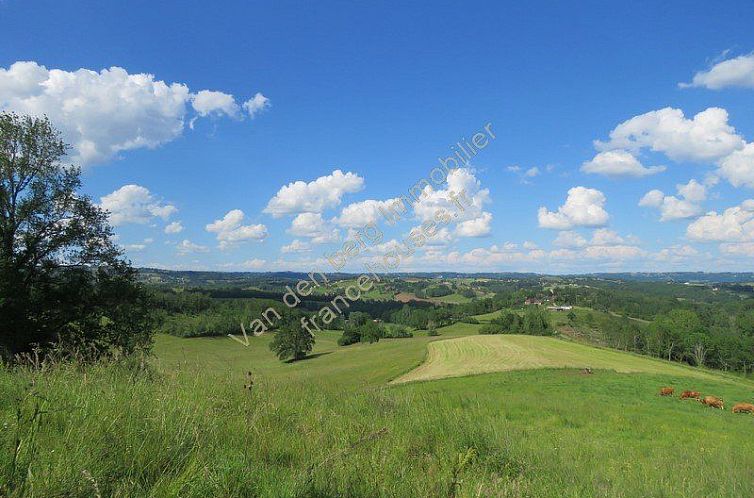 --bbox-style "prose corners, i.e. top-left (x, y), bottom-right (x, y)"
top-left (2, 1), bottom-right (754, 273)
